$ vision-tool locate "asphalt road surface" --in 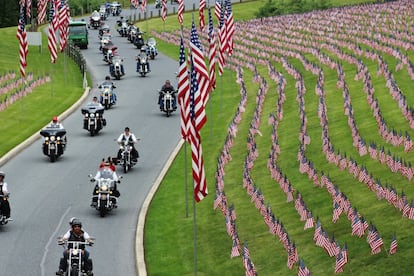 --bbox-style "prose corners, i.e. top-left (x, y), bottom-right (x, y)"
top-left (0, 6), bottom-right (182, 276)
